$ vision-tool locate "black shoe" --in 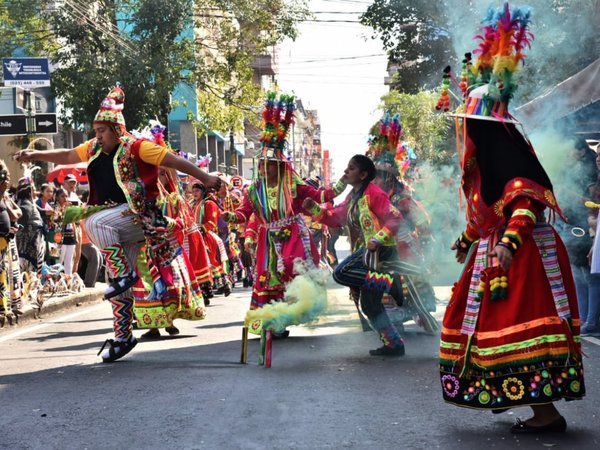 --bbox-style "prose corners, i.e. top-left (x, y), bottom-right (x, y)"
top-left (98, 336), bottom-right (138, 363)
top-left (140, 329), bottom-right (161, 340)
top-left (204, 297), bottom-right (211, 306)
top-left (104, 272), bottom-right (139, 299)
top-left (369, 345), bottom-right (405, 356)
top-left (510, 416), bottom-right (567, 434)
top-left (165, 326), bottom-right (180, 336)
